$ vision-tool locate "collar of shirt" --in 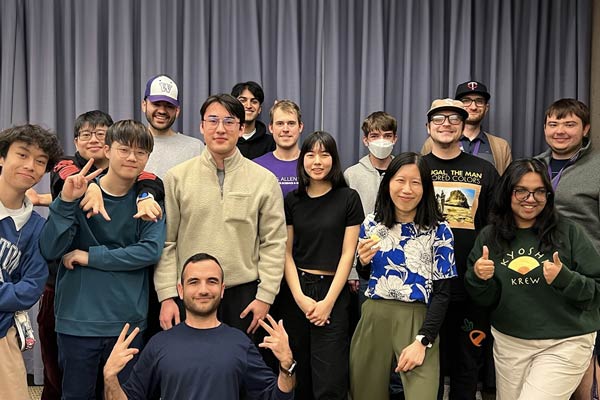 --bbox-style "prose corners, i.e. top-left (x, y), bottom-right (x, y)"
top-left (0, 196), bottom-right (33, 231)
top-left (460, 131), bottom-right (487, 144)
